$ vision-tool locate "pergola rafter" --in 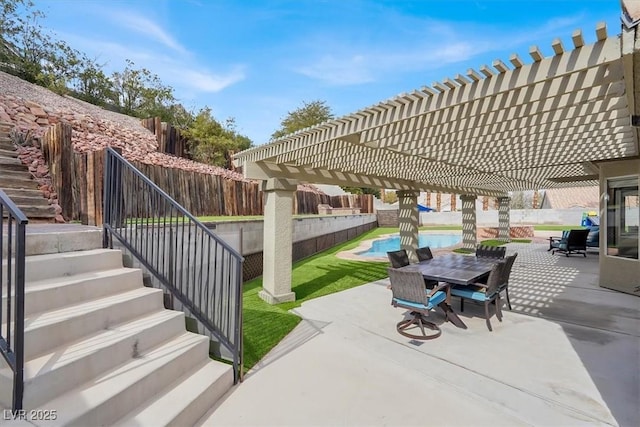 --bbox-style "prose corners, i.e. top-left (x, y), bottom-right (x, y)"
top-left (234, 22), bottom-right (638, 195)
